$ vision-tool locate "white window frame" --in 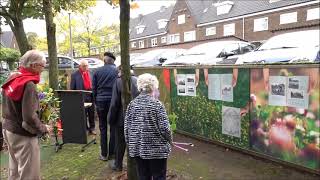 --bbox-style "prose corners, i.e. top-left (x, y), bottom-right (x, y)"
top-left (307, 8), bottom-right (320, 21)
top-left (151, 38), bottom-right (158, 47)
top-left (136, 25), bottom-right (146, 34)
top-left (223, 23), bottom-right (235, 36)
top-left (131, 42), bottom-right (136, 48)
top-left (178, 14), bottom-right (185, 24)
top-left (161, 36), bottom-right (167, 43)
top-left (139, 40), bottom-right (144, 48)
top-left (184, 31), bottom-right (196, 42)
top-left (168, 33), bottom-right (180, 44)
top-left (206, 27), bottom-right (216, 36)
top-left (280, 12), bottom-right (297, 24)
top-left (254, 17), bottom-right (268, 32)
top-left (157, 19), bottom-right (168, 29)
